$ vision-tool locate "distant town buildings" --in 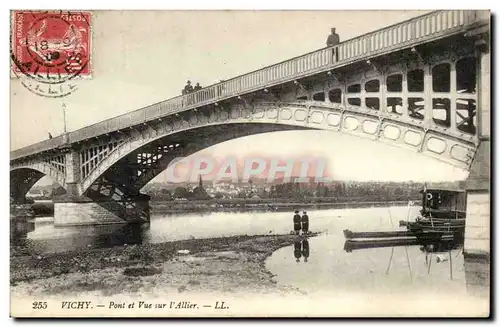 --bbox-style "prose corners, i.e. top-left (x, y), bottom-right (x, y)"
top-left (141, 178), bottom-right (463, 202)
top-left (24, 178), bottom-right (462, 202)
